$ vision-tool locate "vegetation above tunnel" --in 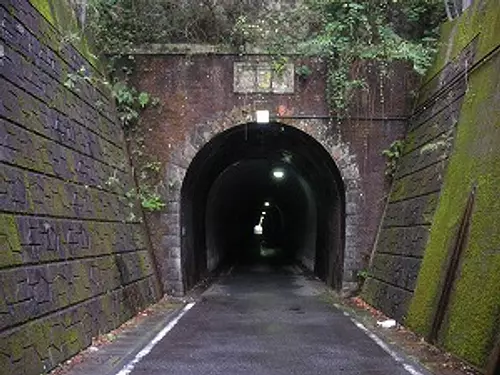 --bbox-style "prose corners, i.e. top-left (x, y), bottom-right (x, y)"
top-left (85, 0), bottom-right (445, 113)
